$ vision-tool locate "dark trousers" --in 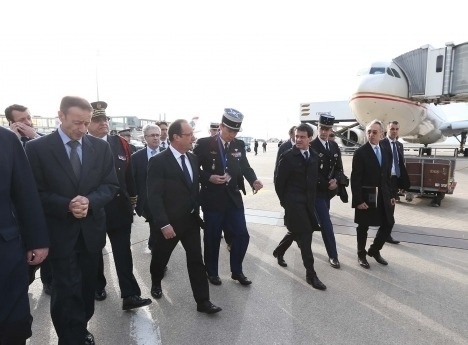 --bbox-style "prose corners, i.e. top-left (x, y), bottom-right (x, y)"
top-left (203, 207), bottom-right (250, 276)
top-left (150, 217), bottom-right (209, 303)
top-left (388, 175), bottom-right (398, 236)
top-left (0, 237), bottom-right (32, 345)
top-left (315, 197), bottom-right (338, 259)
top-left (96, 224), bottom-right (141, 298)
top-left (274, 230), bottom-right (316, 277)
top-left (356, 219), bottom-right (392, 258)
top-left (50, 238), bottom-right (100, 345)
